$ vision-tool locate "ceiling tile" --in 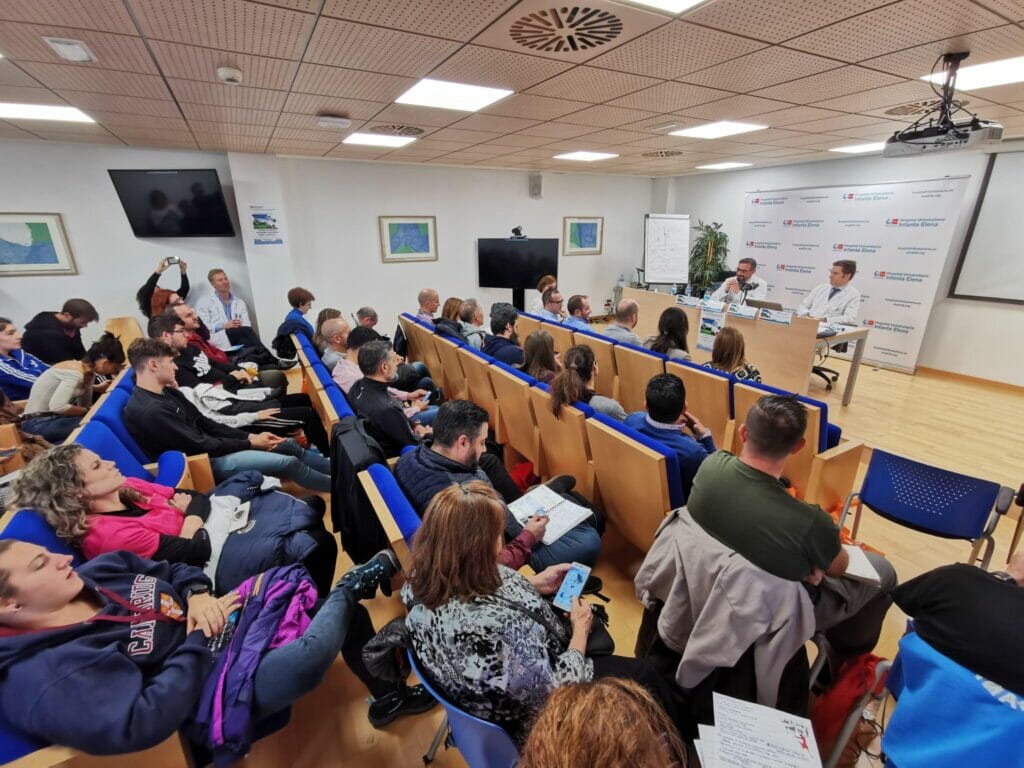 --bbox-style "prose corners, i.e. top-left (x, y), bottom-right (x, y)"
top-left (525, 65), bottom-right (662, 102)
top-left (781, 112), bottom-right (886, 133)
top-left (17, 62), bottom-right (170, 98)
top-left (427, 45), bottom-right (574, 91)
top-left (749, 146), bottom-right (822, 157)
top-left (304, 17), bottom-right (460, 77)
top-left (826, 121), bottom-right (903, 139)
top-left (0, 122), bottom-right (39, 139)
top-left (481, 93), bottom-right (591, 121)
top-left (267, 139), bottom-right (335, 154)
top-left (256, 0), bottom-right (322, 12)
top-left (7, 118), bottom-right (111, 134)
top-left (282, 93), bottom-right (386, 117)
top-left (197, 135), bottom-right (269, 152)
top-left (169, 79), bottom-right (288, 110)
top-left (128, 0), bottom-right (315, 59)
top-left (681, 47), bottom-right (840, 92)
top-left (587, 20), bottom-right (766, 80)
top-left (180, 103), bottom-right (280, 125)
top-left (368, 103), bottom-right (461, 128)
top-left (514, 121), bottom-right (601, 139)
top-left (56, 90), bottom-right (179, 115)
top-left (607, 81), bottom-right (732, 111)
top-left (447, 113), bottom-right (540, 133)
top-left (970, 84), bottom-right (1024, 104)
top-left (861, 24), bottom-right (1024, 79)
top-left (682, 0), bottom-right (893, 43)
top-left (970, 0), bottom-right (1024, 22)
top-left (322, 0), bottom-right (512, 42)
top-left (615, 134), bottom-right (693, 150)
top-left (568, 127), bottom-right (650, 144)
top-left (272, 126), bottom-right (353, 142)
top-left (751, 65), bottom-right (906, 103)
top-left (189, 120), bottom-right (275, 138)
top-left (558, 104), bottom-right (659, 128)
top-left (0, 24), bottom-right (156, 73)
top-left (411, 138), bottom-right (475, 150)
top-left (676, 94), bottom-right (795, 120)
top-left (0, 85), bottom-right (64, 104)
top-left (427, 127), bottom-right (504, 143)
top-left (324, 144), bottom-right (389, 158)
top-left (107, 125), bottom-right (195, 142)
top-left (292, 64), bottom-right (415, 100)
top-left (31, 130), bottom-right (122, 143)
top-left (733, 126), bottom-right (814, 143)
top-left (740, 106), bottom-right (845, 126)
top-left (149, 42), bottom-right (299, 90)
top-left (811, 79), bottom-right (949, 112)
top-left (121, 135), bottom-right (199, 148)
top-left (785, 0), bottom-right (1007, 62)
top-left (0, 60), bottom-right (41, 87)
top-left (89, 111), bottom-right (189, 129)
top-left (0, 0), bottom-right (137, 34)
